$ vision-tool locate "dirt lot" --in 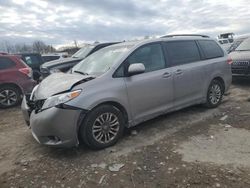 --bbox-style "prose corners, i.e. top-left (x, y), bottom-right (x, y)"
top-left (0, 78), bottom-right (250, 188)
